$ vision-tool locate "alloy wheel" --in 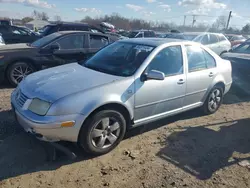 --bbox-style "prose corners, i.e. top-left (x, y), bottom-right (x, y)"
top-left (10, 64), bottom-right (33, 84)
top-left (90, 117), bottom-right (121, 149)
top-left (208, 89), bottom-right (222, 112)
